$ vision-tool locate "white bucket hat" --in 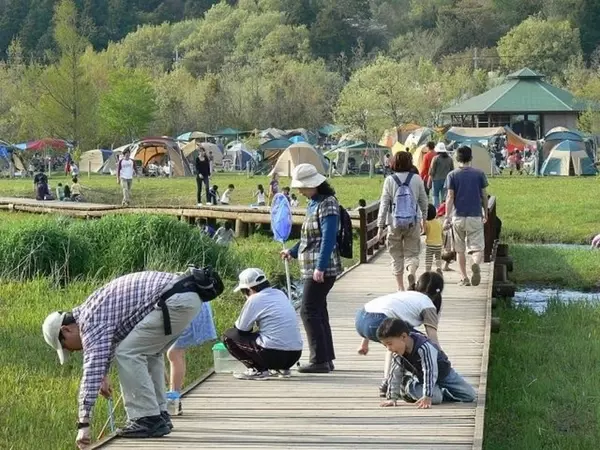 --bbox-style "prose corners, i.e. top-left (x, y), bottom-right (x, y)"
top-left (290, 163), bottom-right (326, 188)
top-left (42, 311), bottom-right (70, 365)
top-left (435, 142), bottom-right (448, 153)
top-left (234, 268), bottom-right (268, 292)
